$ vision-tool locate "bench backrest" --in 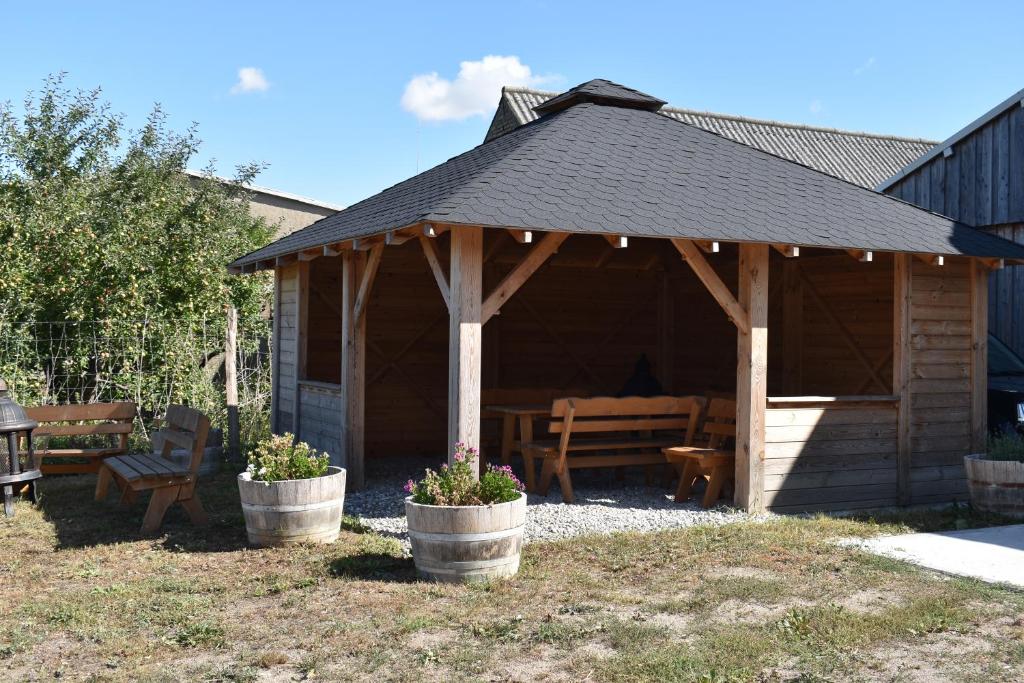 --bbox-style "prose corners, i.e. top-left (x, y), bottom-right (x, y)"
top-left (25, 402), bottom-right (136, 441)
top-left (154, 405), bottom-right (211, 474)
top-left (481, 387), bottom-right (590, 415)
top-left (548, 395), bottom-right (705, 447)
top-left (701, 398), bottom-right (737, 449)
